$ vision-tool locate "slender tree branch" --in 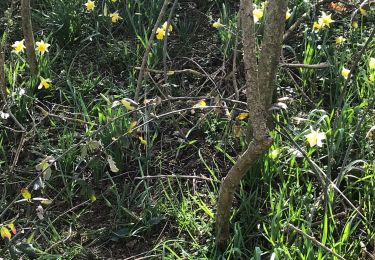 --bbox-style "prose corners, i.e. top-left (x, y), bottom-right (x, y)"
top-left (134, 0), bottom-right (171, 103)
top-left (21, 0), bottom-right (38, 76)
